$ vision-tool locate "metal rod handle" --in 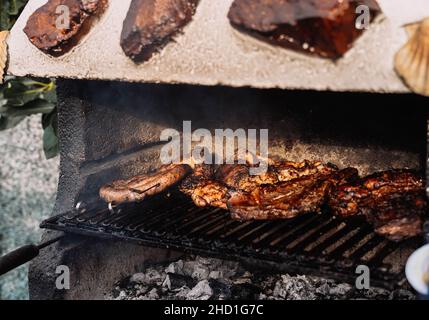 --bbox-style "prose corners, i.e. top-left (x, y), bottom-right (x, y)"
top-left (0, 236), bottom-right (62, 276)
